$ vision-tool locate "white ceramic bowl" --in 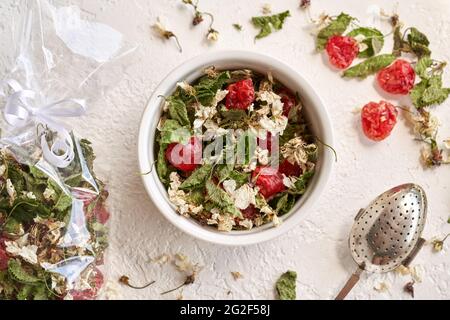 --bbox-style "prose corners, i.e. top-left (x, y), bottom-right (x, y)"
top-left (138, 51), bottom-right (334, 246)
